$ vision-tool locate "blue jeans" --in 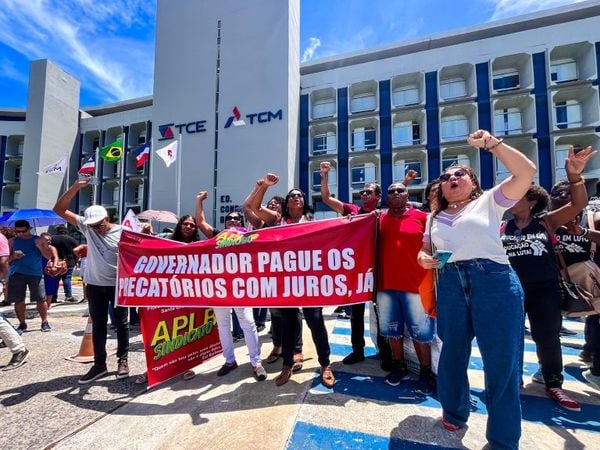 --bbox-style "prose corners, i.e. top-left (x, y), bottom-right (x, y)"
top-left (437, 259), bottom-right (523, 450)
top-left (57, 266), bottom-right (74, 297)
top-left (377, 290), bottom-right (434, 343)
